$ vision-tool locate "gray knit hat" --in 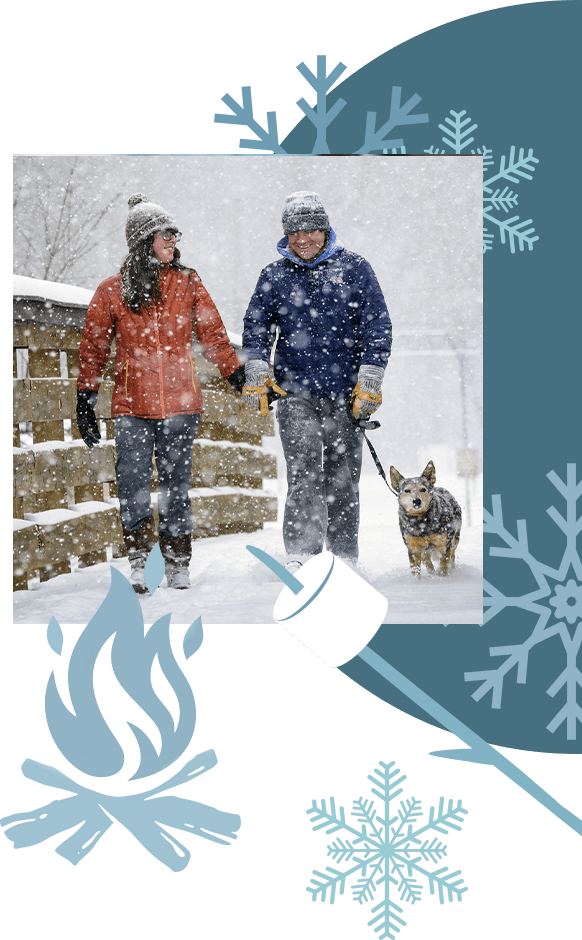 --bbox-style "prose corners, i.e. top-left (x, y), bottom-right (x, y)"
top-left (282, 191), bottom-right (330, 234)
top-left (125, 193), bottom-right (178, 250)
